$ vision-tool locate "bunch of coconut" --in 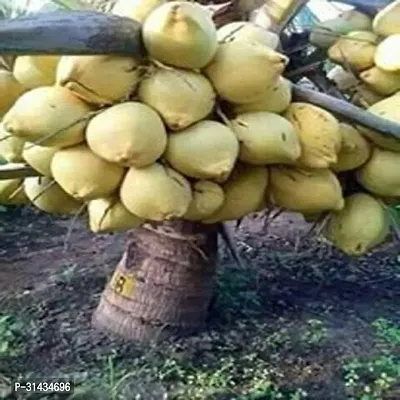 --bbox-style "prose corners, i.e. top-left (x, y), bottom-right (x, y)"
top-left (0, 0), bottom-right (396, 258)
top-left (303, 1), bottom-right (400, 255)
